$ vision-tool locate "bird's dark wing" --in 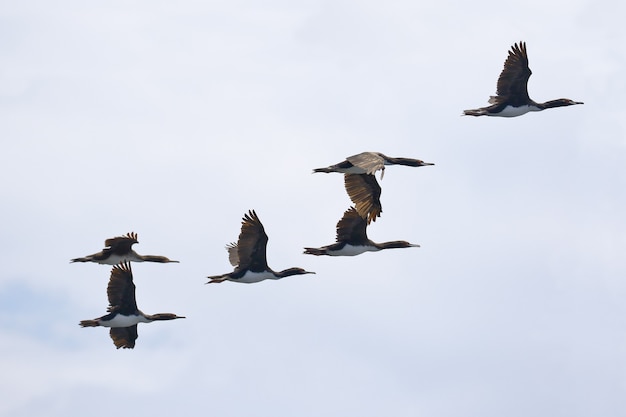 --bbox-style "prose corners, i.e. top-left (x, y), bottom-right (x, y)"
top-left (106, 262), bottom-right (137, 313)
top-left (109, 325), bottom-right (138, 349)
top-left (104, 232), bottom-right (138, 255)
top-left (344, 174), bottom-right (382, 224)
top-left (495, 42), bottom-right (532, 105)
top-left (345, 152), bottom-right (384, 174)
top-left (335, 207), bottom-right (368, 244)
top-left (235, 210), bottom-right (269, 271)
